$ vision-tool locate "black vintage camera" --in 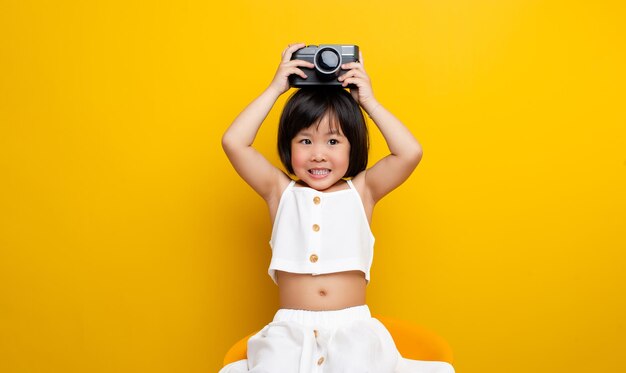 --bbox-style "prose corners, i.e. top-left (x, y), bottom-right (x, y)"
top-left (289, 44), bottom-right (359, 87)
